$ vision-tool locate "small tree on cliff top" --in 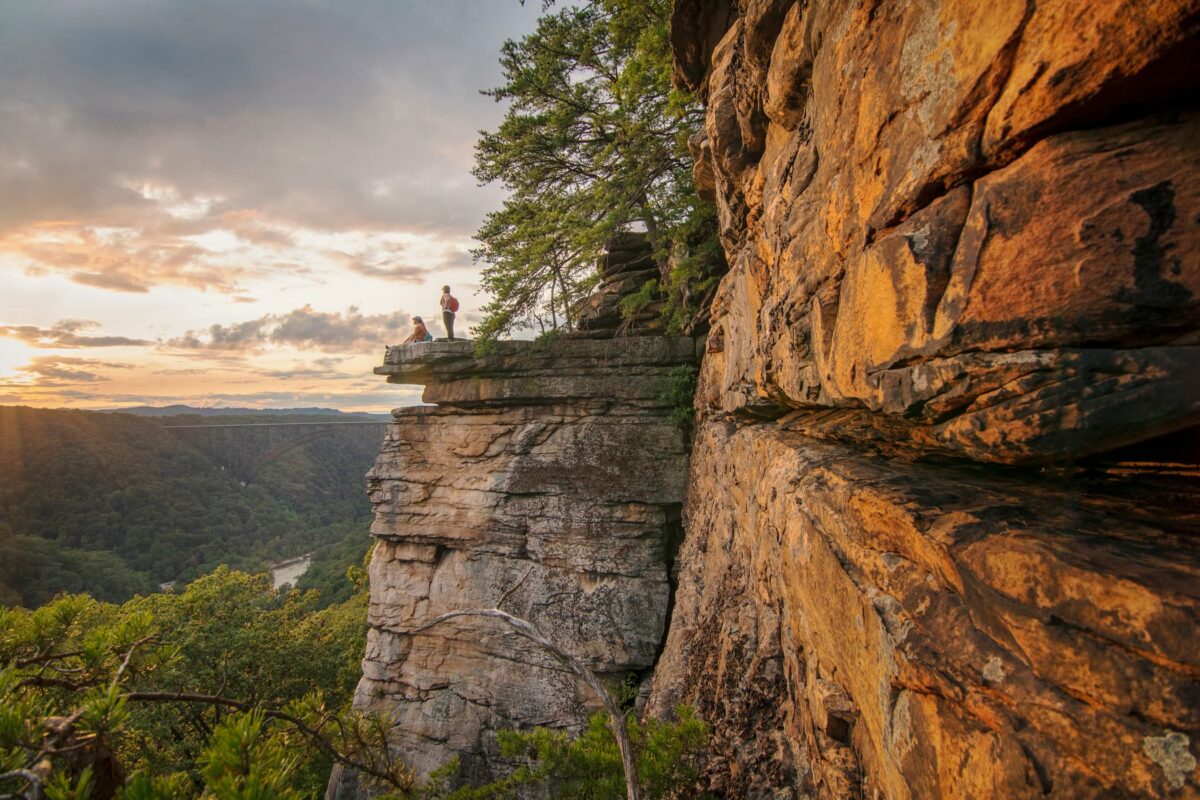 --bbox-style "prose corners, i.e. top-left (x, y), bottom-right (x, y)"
top-left (473, 0), bottom-right (718, 340)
